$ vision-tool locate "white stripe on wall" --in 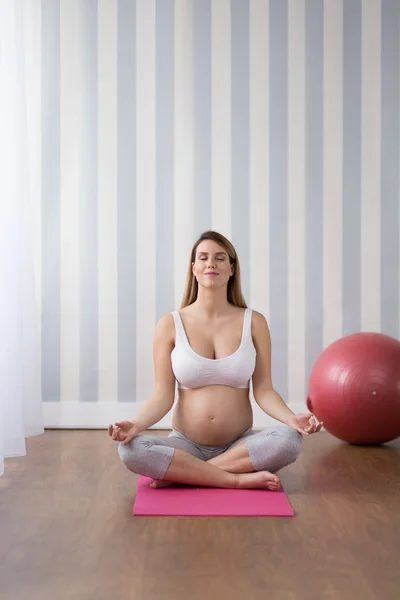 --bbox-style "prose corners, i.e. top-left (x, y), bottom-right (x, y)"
top-left (174, 0), bottom-right (194, 310)
top-left (211, 0), bottom-right (231, 239)
top-left (361, 0), bottom-right (381, 332)
top-left (288, 0), bottom-right (306, 405)
top-left (249, 0), bottom-right (269, 317)
top-left (98, 0), bottom-right (118, 403)
top-left (60, 0), bottom-right (80, 402)
top-left (323, 0), bottom-right (343, 347)
top-left (30, 0), bottom-right (42, 362)
top-left (136, 0), bottom-right (156, 401)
